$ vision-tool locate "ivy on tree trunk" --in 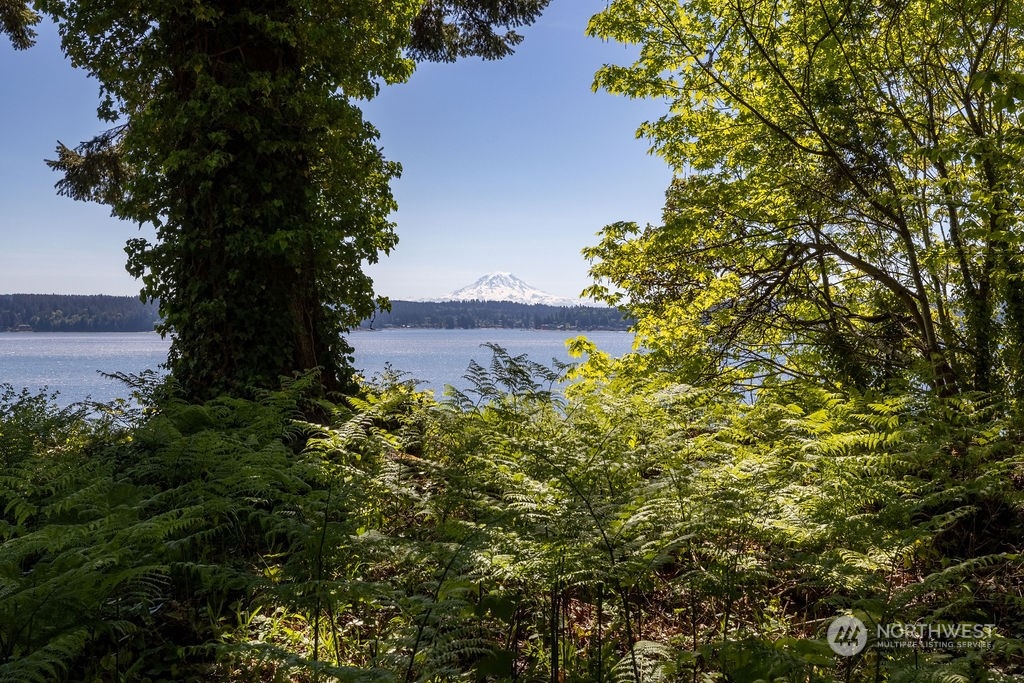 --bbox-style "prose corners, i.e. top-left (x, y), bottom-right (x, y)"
top-left (35, 0), bottom-right (548, 400)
